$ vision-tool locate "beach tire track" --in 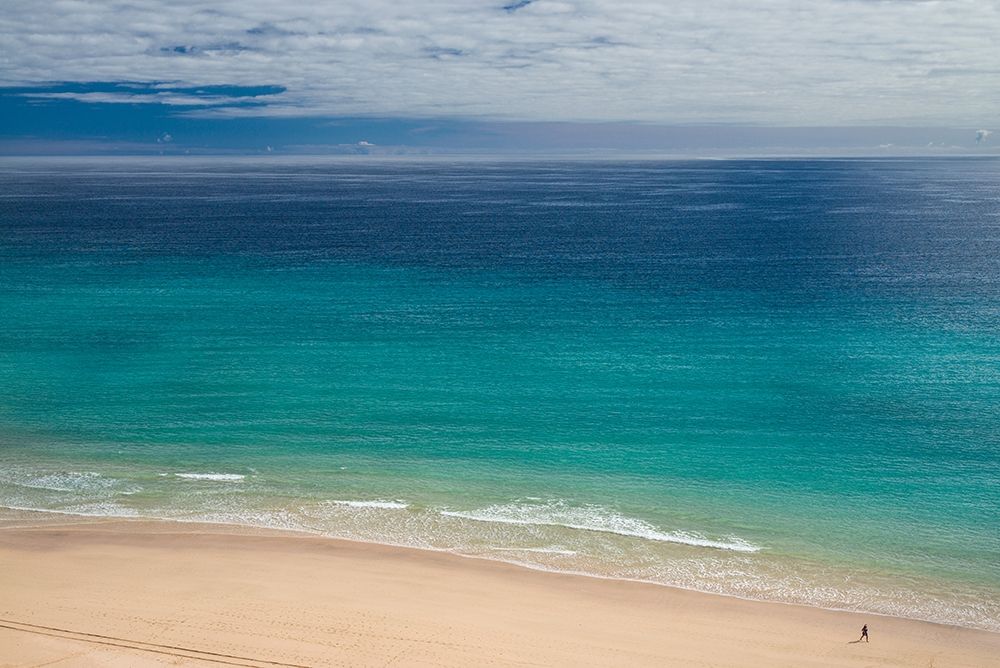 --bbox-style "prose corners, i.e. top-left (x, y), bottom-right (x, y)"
top-left (0, 618), bottom-right (316, 668)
